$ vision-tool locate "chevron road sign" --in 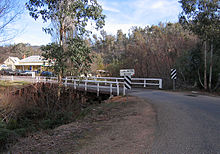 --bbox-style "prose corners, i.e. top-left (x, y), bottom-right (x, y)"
top-left (171, 69), bottom-right (177, 80)
top-left (120, 69), bottom-right (134, 93)
top-left (124, 75), bottom-right (132, 89)
top-left (171, 68), bottom-right (177, 90)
